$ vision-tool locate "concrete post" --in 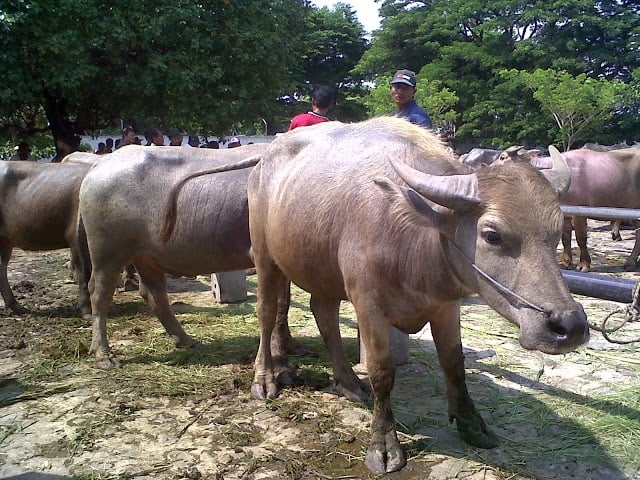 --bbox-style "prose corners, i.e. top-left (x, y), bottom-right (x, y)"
top-left (211, 271), bottom-right (247, 304)
top-left (358, 326), bottom-right (410, 366)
